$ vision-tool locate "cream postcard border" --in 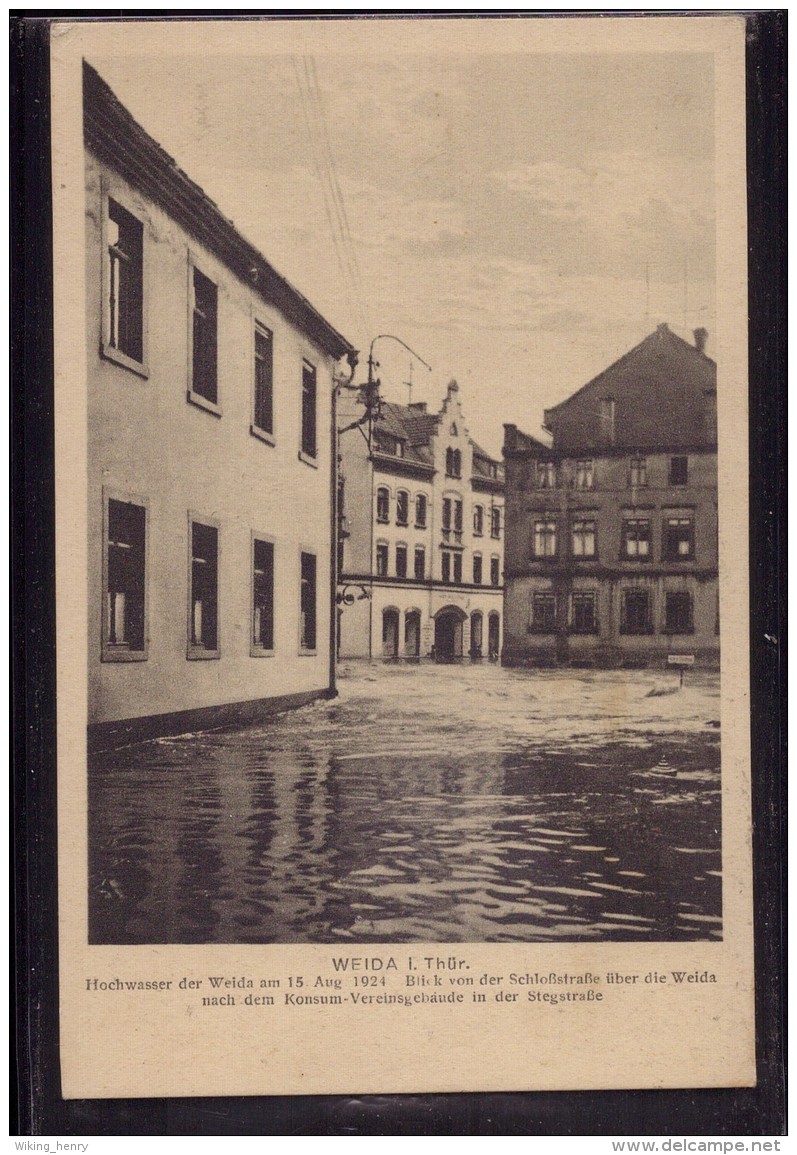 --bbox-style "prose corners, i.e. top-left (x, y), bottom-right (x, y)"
top-left (52, 15), bottom-right (754, 1099)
